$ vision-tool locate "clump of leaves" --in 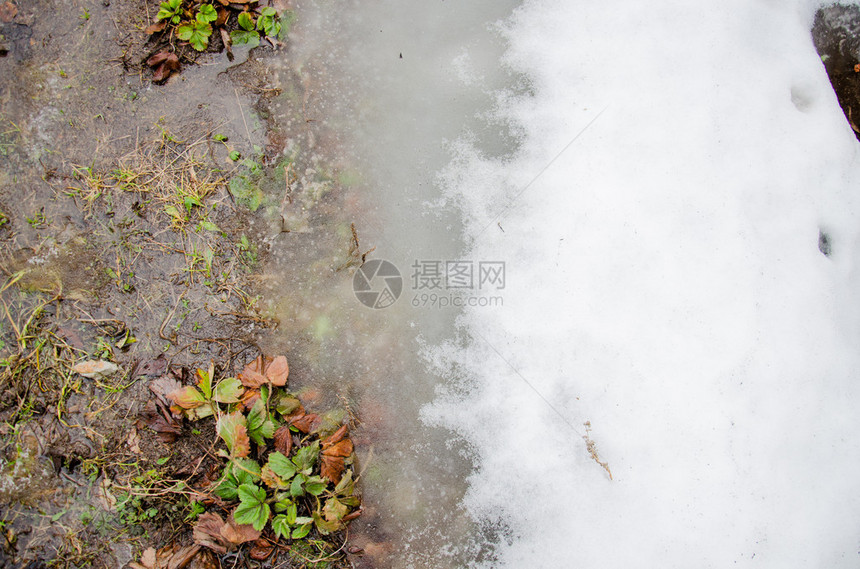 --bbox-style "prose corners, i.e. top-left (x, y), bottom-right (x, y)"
top-left (160, 354), bottom-right (361, 552)
top-left (148, 1), bottom-right (293, 59)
